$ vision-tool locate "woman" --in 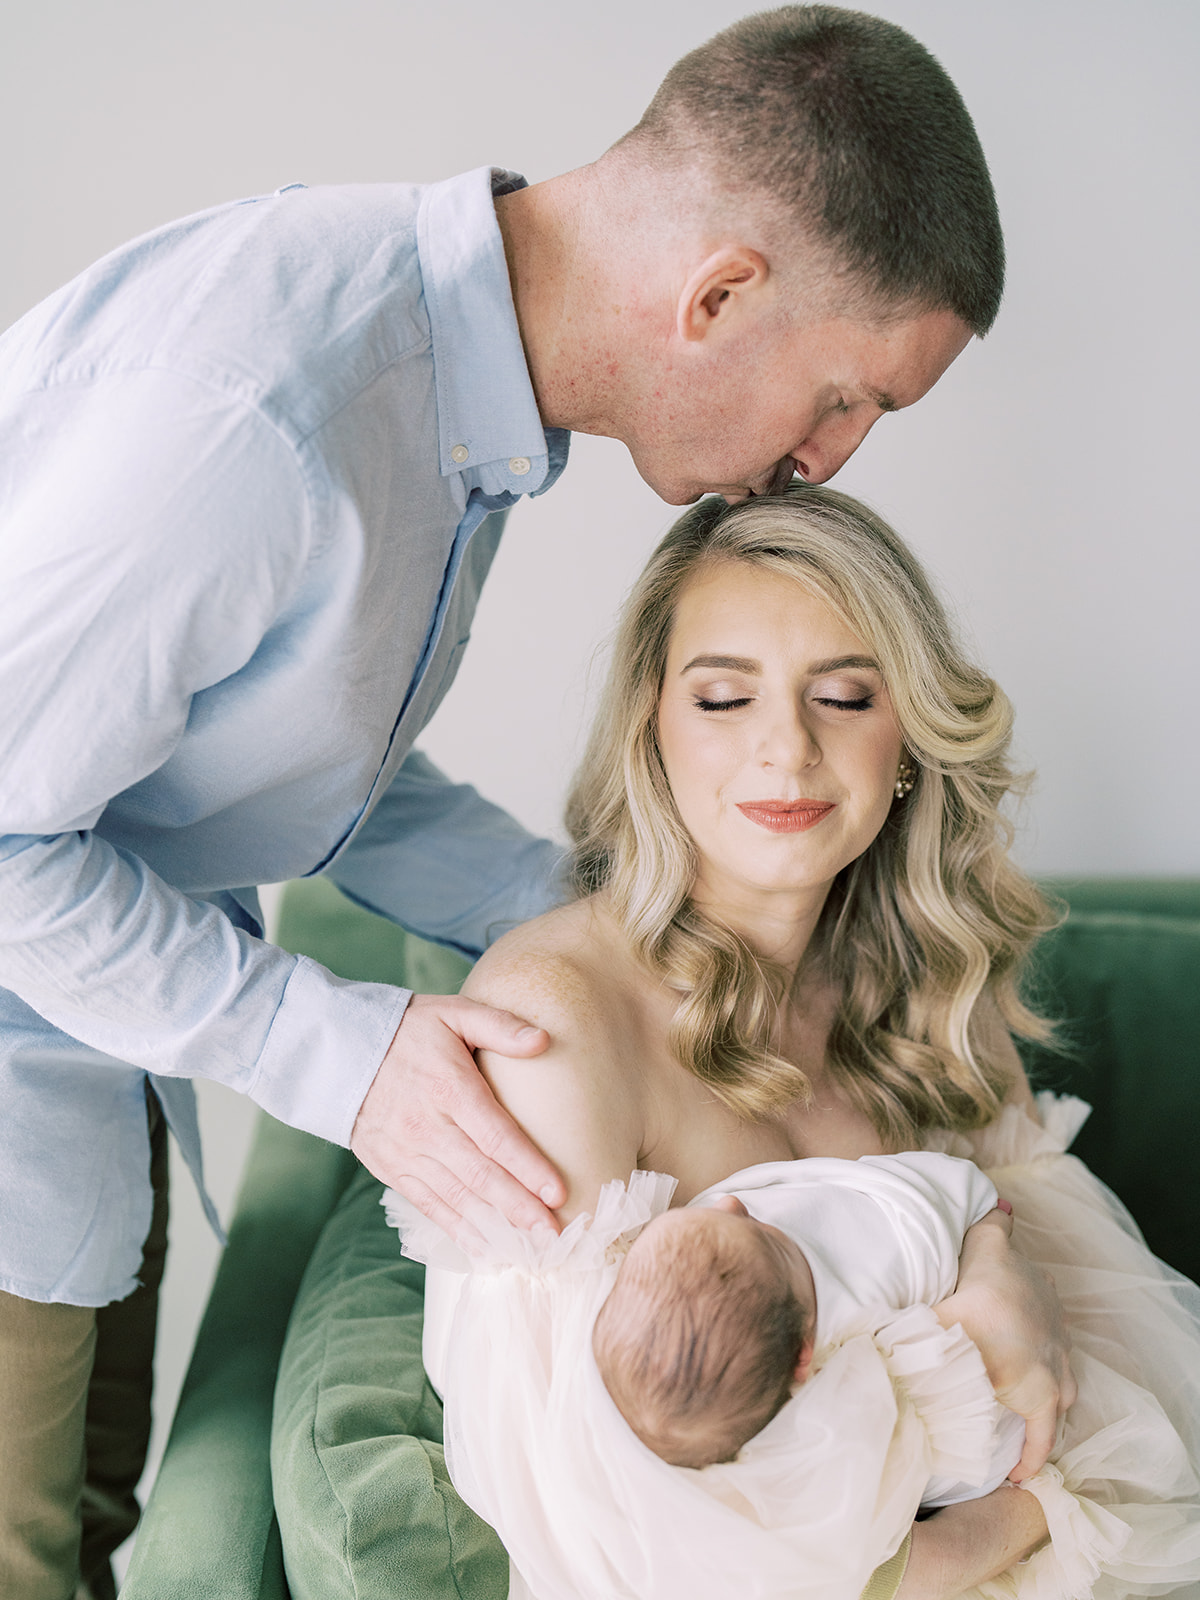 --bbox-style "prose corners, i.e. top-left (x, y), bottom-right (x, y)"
top-left (396, 487), bottom-right (1200, 1600)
